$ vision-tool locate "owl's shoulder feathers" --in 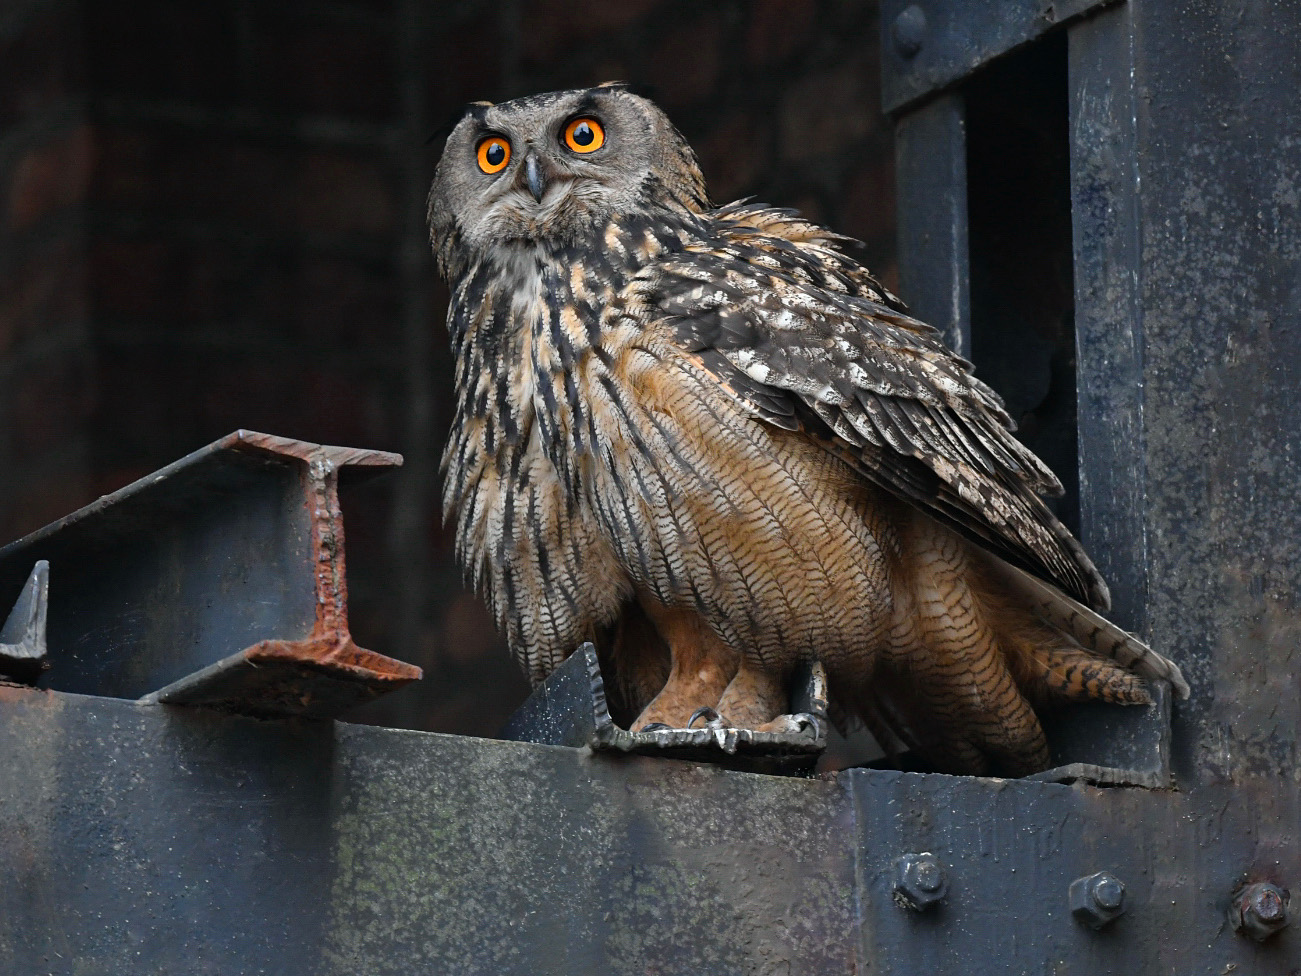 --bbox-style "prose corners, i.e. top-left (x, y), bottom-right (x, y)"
top-left (630, 200), bottom-right (1111, 610)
